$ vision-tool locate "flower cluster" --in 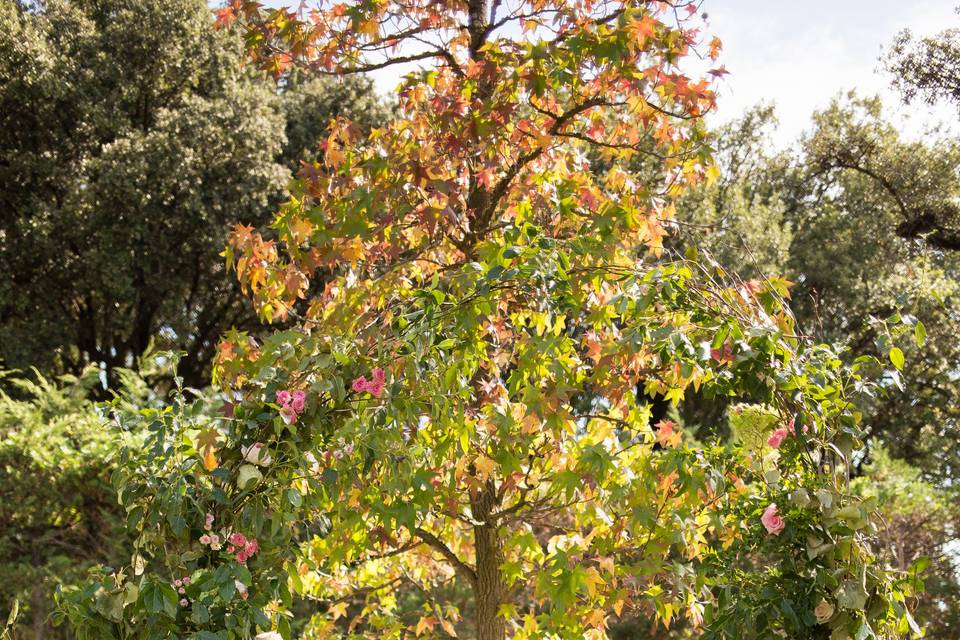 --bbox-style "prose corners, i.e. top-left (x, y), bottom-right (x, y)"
top-left (204, 512), bottom-right (215, 531)
top-left (172, 575), bottom-right (191, 607)
top-left (351, 367), bottom-right (386, 397)
top-left (766, 416), bottom-right (808, 448)
top-left (227, 532), bottom-right (260, 563)
top-left (328, 437), bottom-right (355, 461)
top-left (199, 532), bottom-right (222, 550)
top-left (276, 389), bottom-right (306, 424)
